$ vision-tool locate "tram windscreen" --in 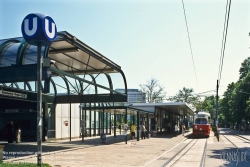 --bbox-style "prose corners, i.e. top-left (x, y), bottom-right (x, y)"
top-left (195, 118), bottom-right (208, 124)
